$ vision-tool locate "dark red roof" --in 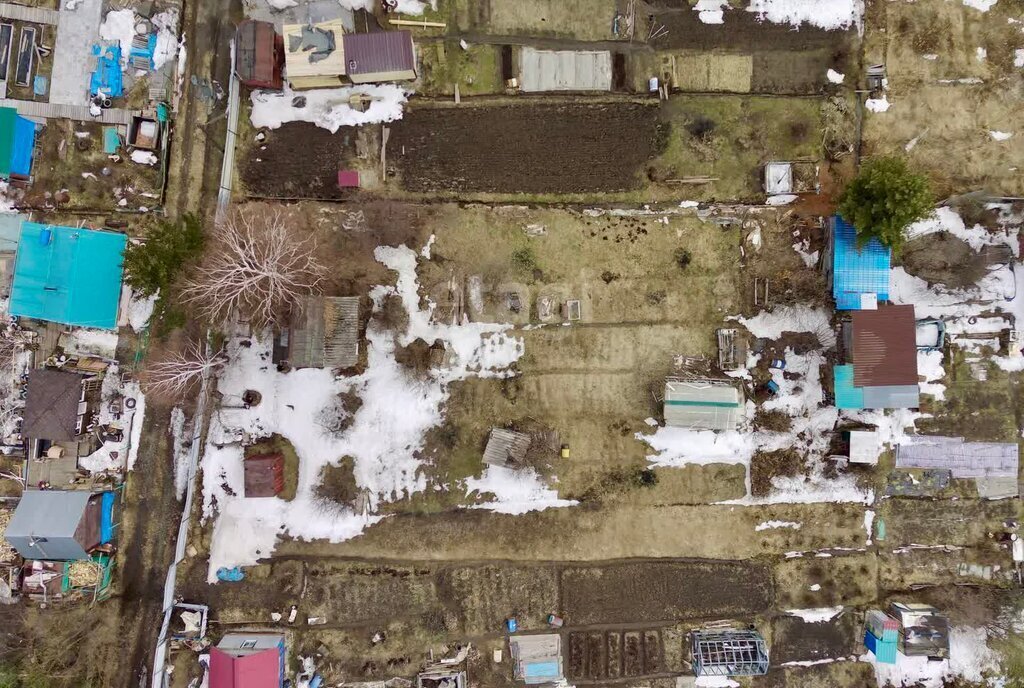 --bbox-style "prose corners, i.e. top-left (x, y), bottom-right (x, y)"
top-left (851, 304), bottom-right (918, 387)
top-left (342, 31), bottom-right (414, 76)
top-left (243, 453), bottom-right (284, 498)
top-left (209, 646), bottom-right (281, 688)
top-left (337, 170), bottom-right (360, 188)
top-left (236, 20), bottom-right (284, 89)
